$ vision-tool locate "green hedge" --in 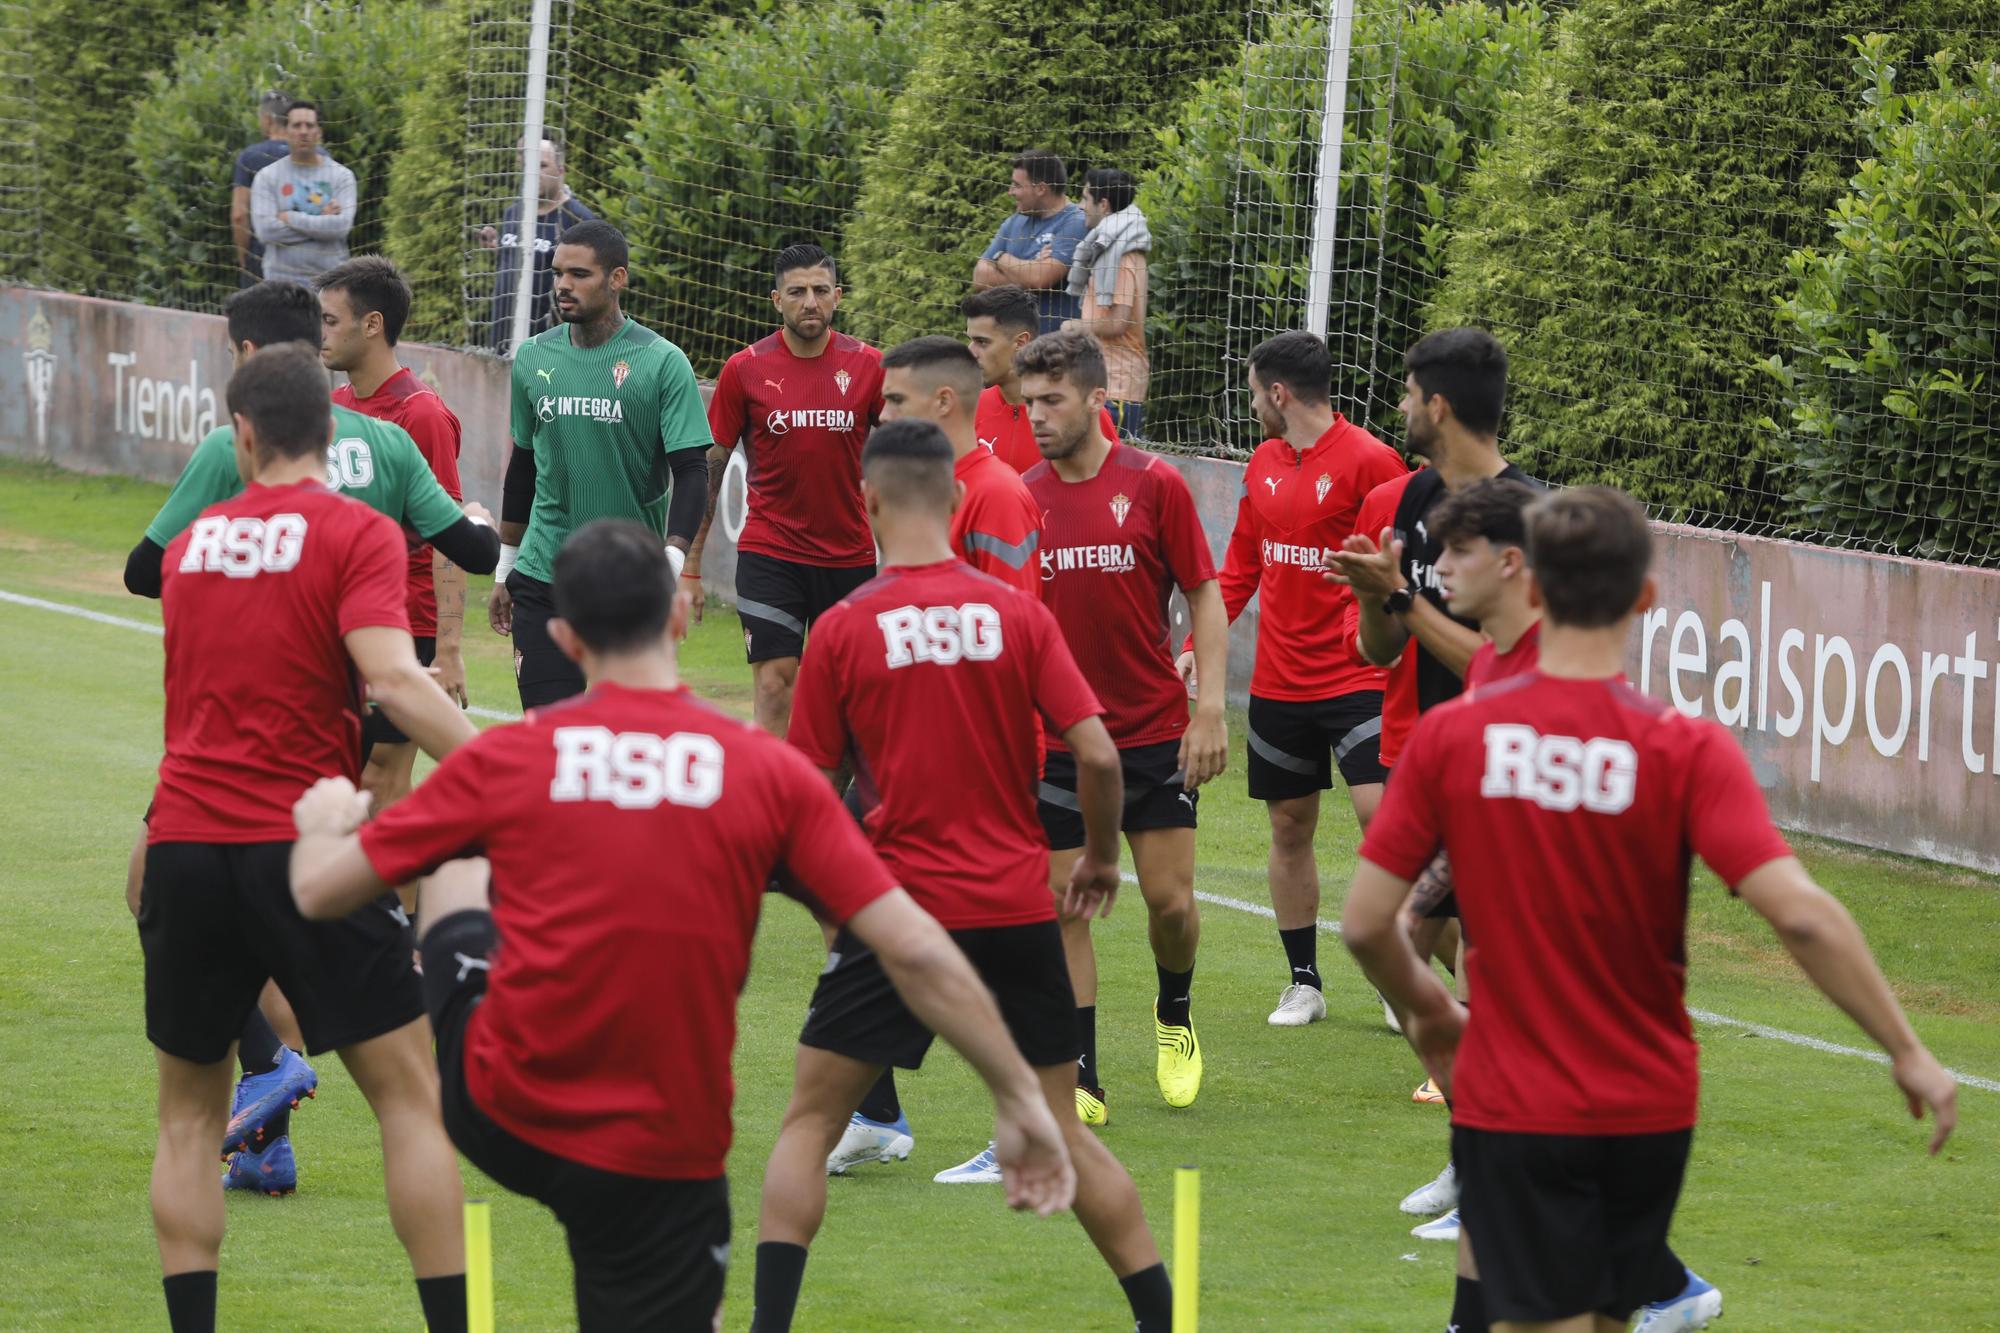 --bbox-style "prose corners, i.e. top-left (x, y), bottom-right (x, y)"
top-left (1766, 37), bottom-right (2000, 564)
top-left (1424, 0), bottom-right (1997, 526)
top-left (604, 0), bottom-right (920, 376)
top-left (126, 2), bottom-right (446, 312)
top-left (1142, 0), bottom-right (1552, 453)
top-left (841, 0), bottom-right (1248, 348)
